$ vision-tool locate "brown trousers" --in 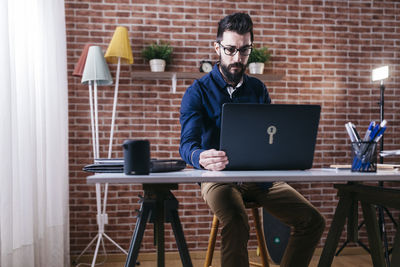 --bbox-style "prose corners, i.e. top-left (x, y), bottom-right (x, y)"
top-left (201, 182), bottom-right (326, 267)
